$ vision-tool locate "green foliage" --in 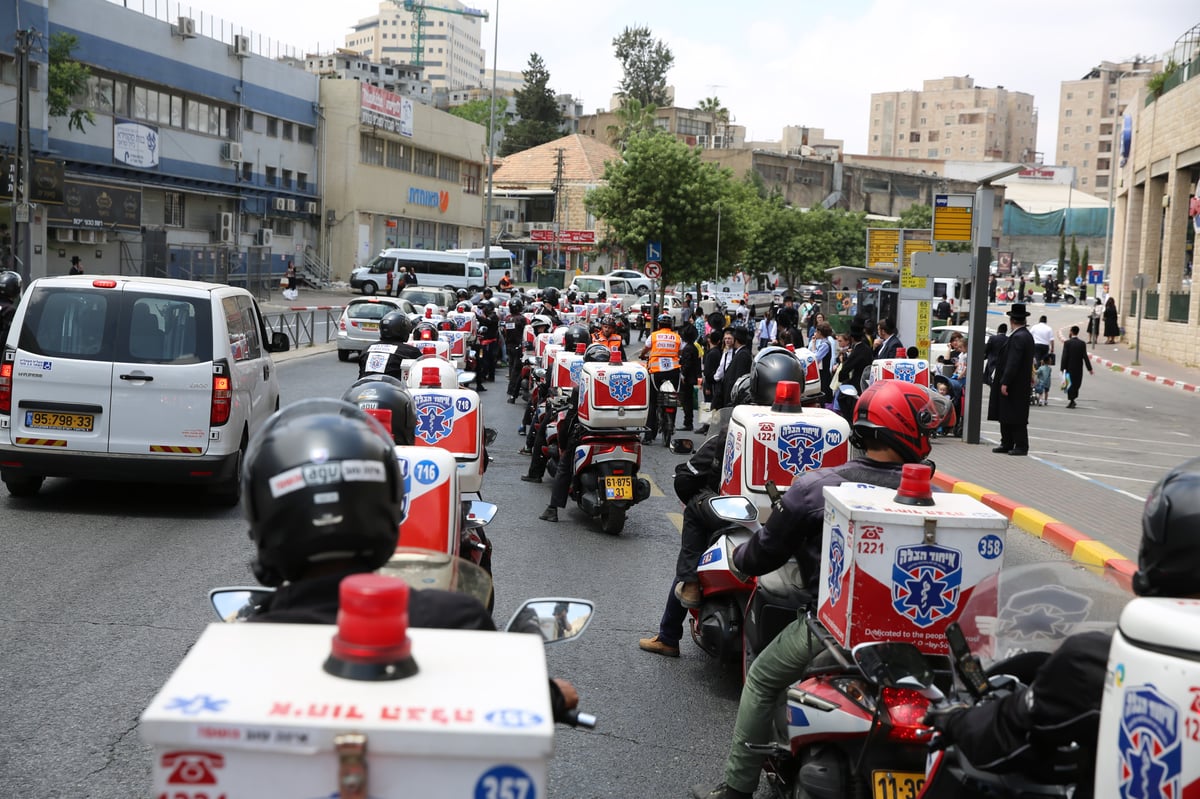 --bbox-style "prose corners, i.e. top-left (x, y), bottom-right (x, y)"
top-left (1057, 231), bottom-right (1067, 282)
top-left (1146, 60), bottom-right (1178, 97)
top-left (612, 26), bottom-right (674, 107)
top-left (448, 97), bottom-right (507, 138)
top-left (48, 32), bottom-right (94, 133)
top-left (605, 97), bottom-right (659, 151)
top-left (499, 54), bottom-right (562, 156)
top-left (1070, 236), bottom-right (1079, 281)
top-left (697, 96), bottom-right (728, 122)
